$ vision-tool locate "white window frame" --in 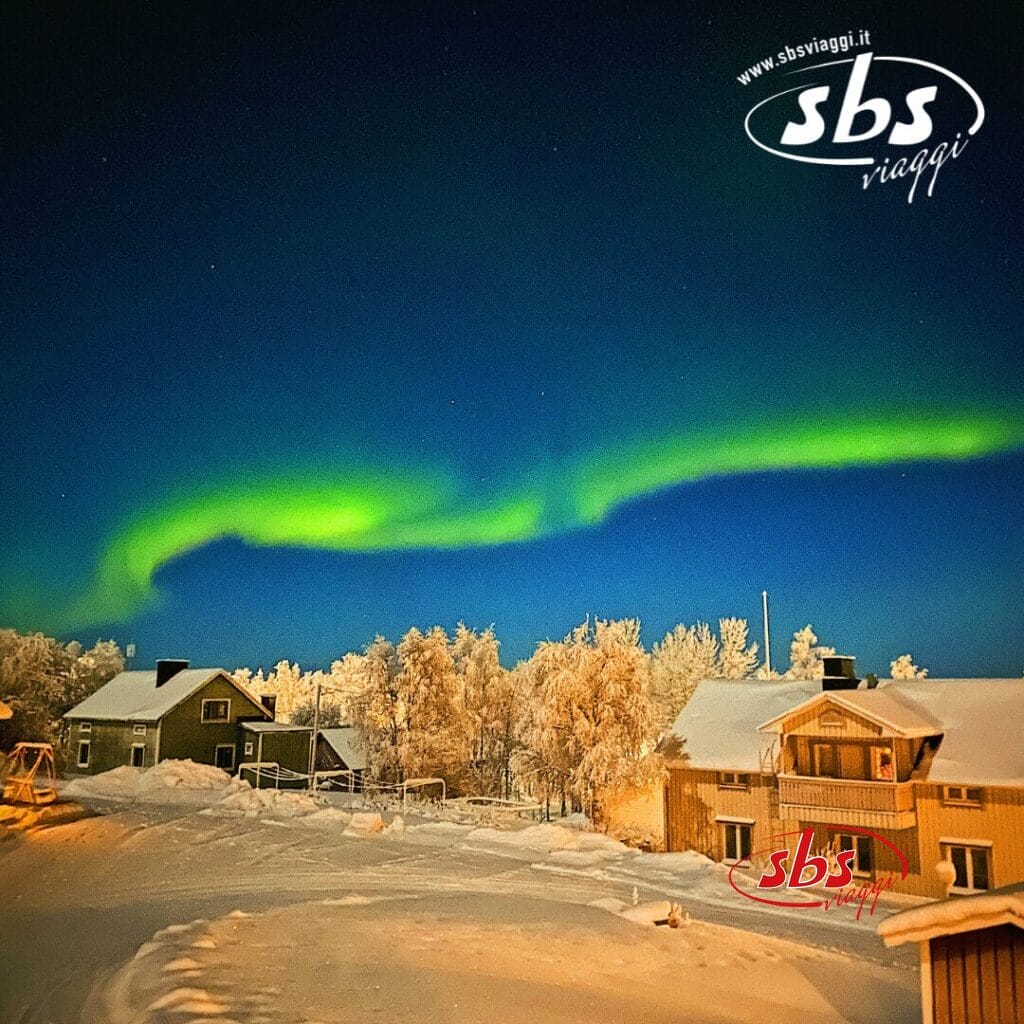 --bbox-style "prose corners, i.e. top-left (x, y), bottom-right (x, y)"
top-left (942, 841), bottom-right (991, 893)
top-left (214, 744), bottom-right (236, 771)
top-left (837, 833), bottom-right (873, 877)
top-left (942, 785), bottom-right (983, 807)
top-left (79, 722), bottom-right (92, 735)
top-left (77, 740), bottom-right (91, 768)
top-left (133, 723), bottom-right (147, 736)
top-left (244, 741), bottom-right (254, 757)
top-left (718, 771), bottom-right (750, 790)
top-left (201, 698), bottom-right (231, 723)
top-left (717, 817), bottom-right (753, 865)
top-left (130, 743), bottom-right (146, 768)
